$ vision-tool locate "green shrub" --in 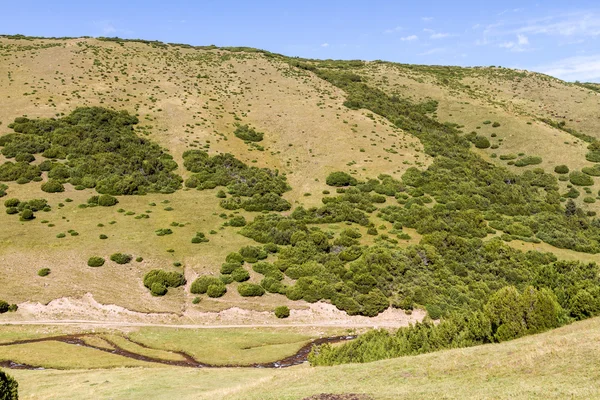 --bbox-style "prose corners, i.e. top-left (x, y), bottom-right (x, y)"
top-left (37, 268), bottom-right (51, 277)
top-left (584, 196), bottom-right (596, 203)
top-left (110, 253), bottom-right (132, 264)
top-left (19, 209), bottom-right (34, 221)
top-left (87, 257), bottom-right (105, 267)
top-left (554, 165), bottom-right (569, 174)
top-left (220, 262), bottom-right (239, 274)
top-left (326, 171), bottom-right (357, 187)
top-left (143, 269), bottom-right (186, 296)
top-left (191, 232), bottom-right (209, 243)
top-left (99, 234), bottom-right (108, 239)
top-left (231, 268), bottom-right (251, 282)
top-left (207, 283), bottom-right (227, 298)
top-left (473, 136), bottom-right (490, 149)
top-left (582, 165), bottom-right (600, 176)
top-left (227, 215), bottom-right (247, 227)
top-left (514, 156), bottom-right (542, 167)
top-left (234, 124), bottom-right (264, 142)
top-left (239, 246), bottom-right (267, 263)
top-left (98, 194), bottom-right (119, 206)
top-left (190, 276), bottom-right (222, 294)
top-left (0, 369), bottom-right (18, 400)
top-left (155, 228), bottom-right (173, 236)
top-left (492, 122), bottom-right (501, 127)
top-left (237, 282), bottom-right (265, 297)
top-left (192, 297), bottom-right (201, 304)
top-left (4, 198), bottom-right (19, 208)
top-left (5, 207), bottom-right (18, 215)
top-left (570, 171), bottom-right (594, 186)
top-left (150, 282), bottom-right (167, 296)
top-left (274, 305), bottom-right (290, 318)
top-left (41, 179), bottom-right (64, 193)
